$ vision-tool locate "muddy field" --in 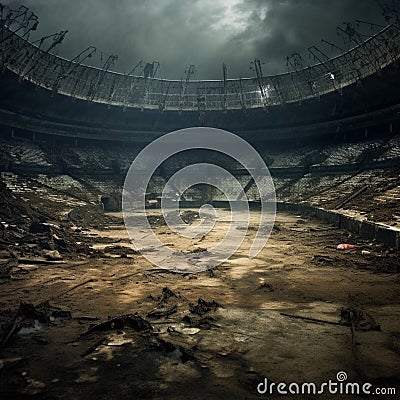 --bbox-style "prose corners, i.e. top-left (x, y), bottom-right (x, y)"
top-left (0, 200), bottom-right (399, 399)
